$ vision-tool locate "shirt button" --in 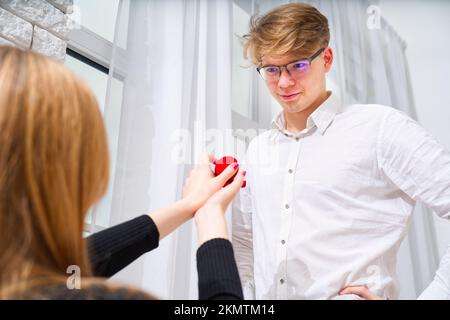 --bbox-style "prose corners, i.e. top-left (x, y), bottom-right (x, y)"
top-left (280, 279), bottom-right (285, 284)
top-left (295, 137), bottom-right (300, 141)
top-left (281, 240), bottom-right (286, 244)
top-left (285, 204), bottom-right (290, 209)
top-left (288, 169), bottom-right (293, 174)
